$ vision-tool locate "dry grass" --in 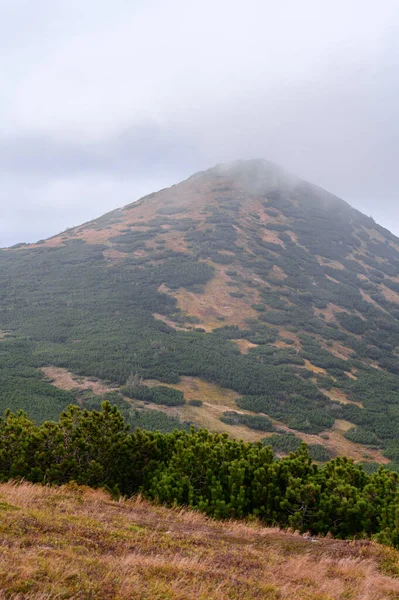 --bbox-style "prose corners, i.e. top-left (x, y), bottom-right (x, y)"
top-left (312, 303), bottom-right (348, 324)
top-left (360, 288), bottom-right (389, 313)
top-left (182, 402), bottom-right (265, 442)
top-left (144, 375), bottom-right (241, 408)
top-left (276, 328), bottom-right (302, 349)
top-left (271, 265), bottom-right (287, 280)
top-left (0, 482), bottom-right (398, 600)
top-left (152, 313), bottom-right (190, 331)
top-left (303, 360), bottom-right (327, 375)
top-left (380, 284), bottom-right (399, 305)
top-left (329, 420), bottom-right (390, 464)
top-left (0, 330), bottom-right (13, 341)
top-left (102, 248), bottom-right (128, 262)
top-left (232, 338), bottom-right (258, 354)
top-left (321, 387), bottom-right (362, 407)
top-left (321, 341), bottom-right (353, 361)
top-left (316, 257), bottom-right (345, 270)
top-left (169, 268), bottom-right (260, 330)
top-left (41, 366), bottom-right (119, 397)
top-left (142, 377), bottom-right (265, 441)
